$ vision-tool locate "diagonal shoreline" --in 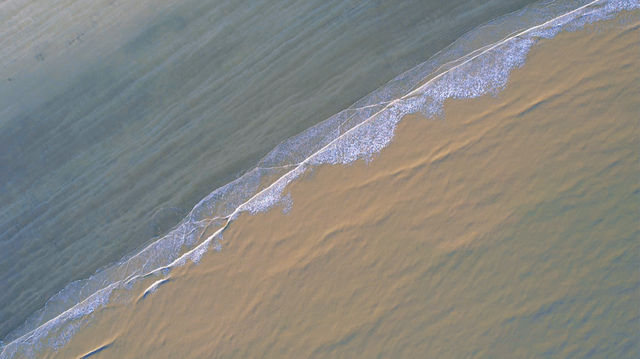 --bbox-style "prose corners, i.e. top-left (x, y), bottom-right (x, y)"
top-left (39, 11), bottom-right (640, 357)
top-left (1, 0), bottom-right (631, 356)
top-left (170, 0), bottom-right (605, 273)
